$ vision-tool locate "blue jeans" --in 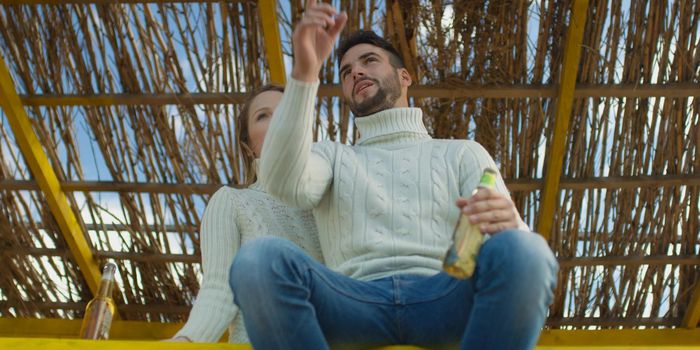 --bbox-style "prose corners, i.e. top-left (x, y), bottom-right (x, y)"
top-left (229, 229), bottom-right (558, 350)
